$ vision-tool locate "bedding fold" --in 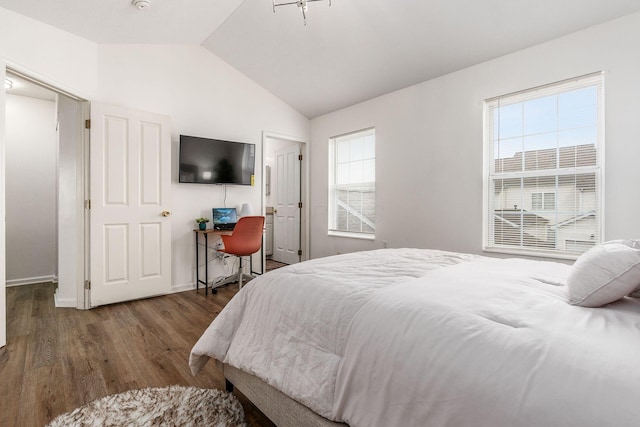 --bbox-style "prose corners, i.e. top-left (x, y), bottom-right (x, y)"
top-left (190, 248), bottom-right (480, 418)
